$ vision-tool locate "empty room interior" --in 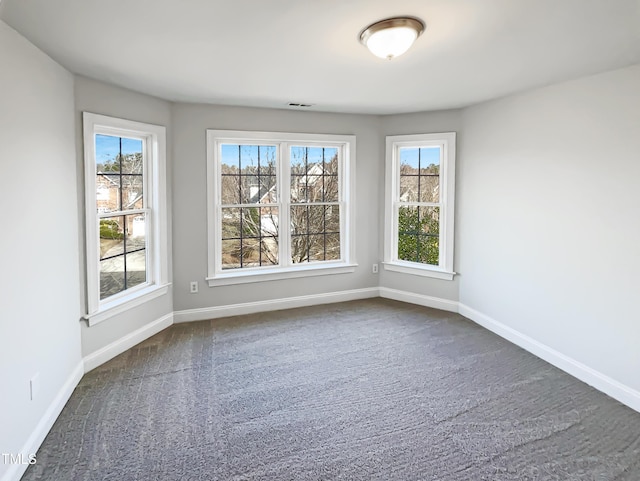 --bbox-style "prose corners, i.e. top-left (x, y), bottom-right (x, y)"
top-left (1, 0), bottom-right (640, 480)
